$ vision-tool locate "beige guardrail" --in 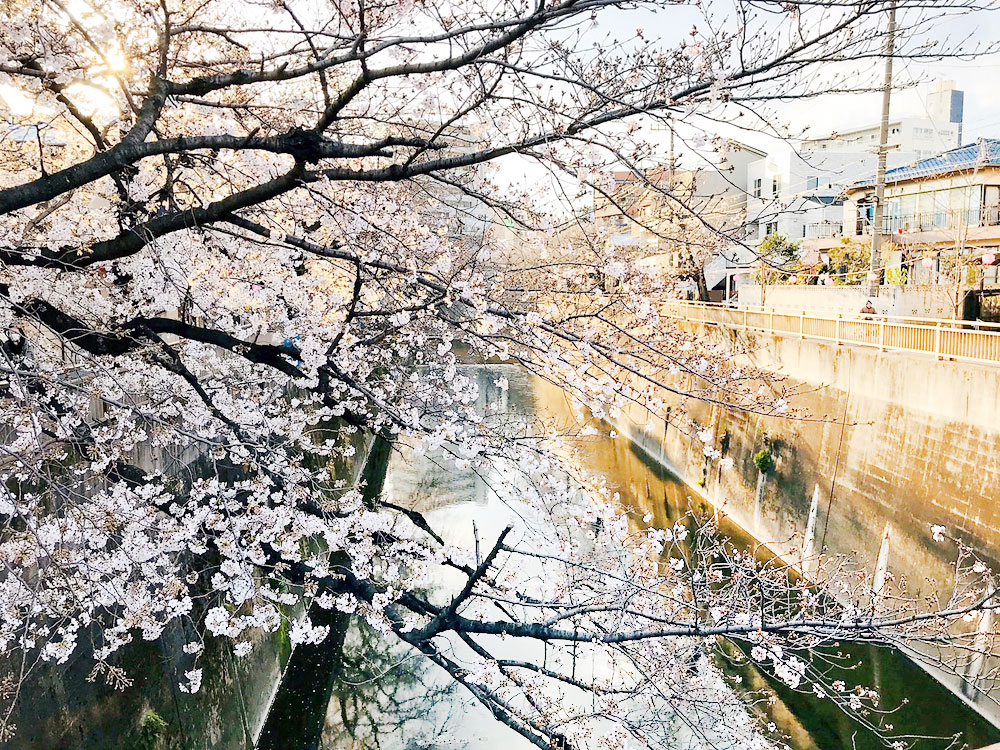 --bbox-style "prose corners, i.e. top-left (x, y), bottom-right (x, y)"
top-left (660, 301), bottom-right (1000, 366)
